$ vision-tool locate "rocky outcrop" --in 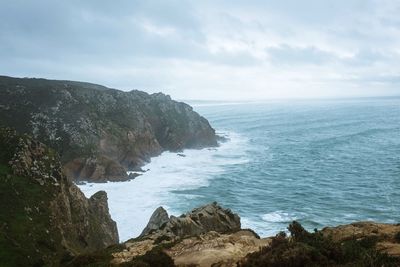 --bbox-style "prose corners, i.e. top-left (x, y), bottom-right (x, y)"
top-left (105, 203), bottom-right (252, 266)
top-left (139, 207), bottom-right (169, 237)
top-left (71, 203), bottom-right (400, 267)
top-left (140, 202), bottom-right (241, 240)
top-left (111, 230), bottom-right (270, 267)
top-left (0, 128), bottom-right (118, 266)
top-left (0, 75), bottom-right (218, 182)
top-left (167, 230), bottom-right (270, 267)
